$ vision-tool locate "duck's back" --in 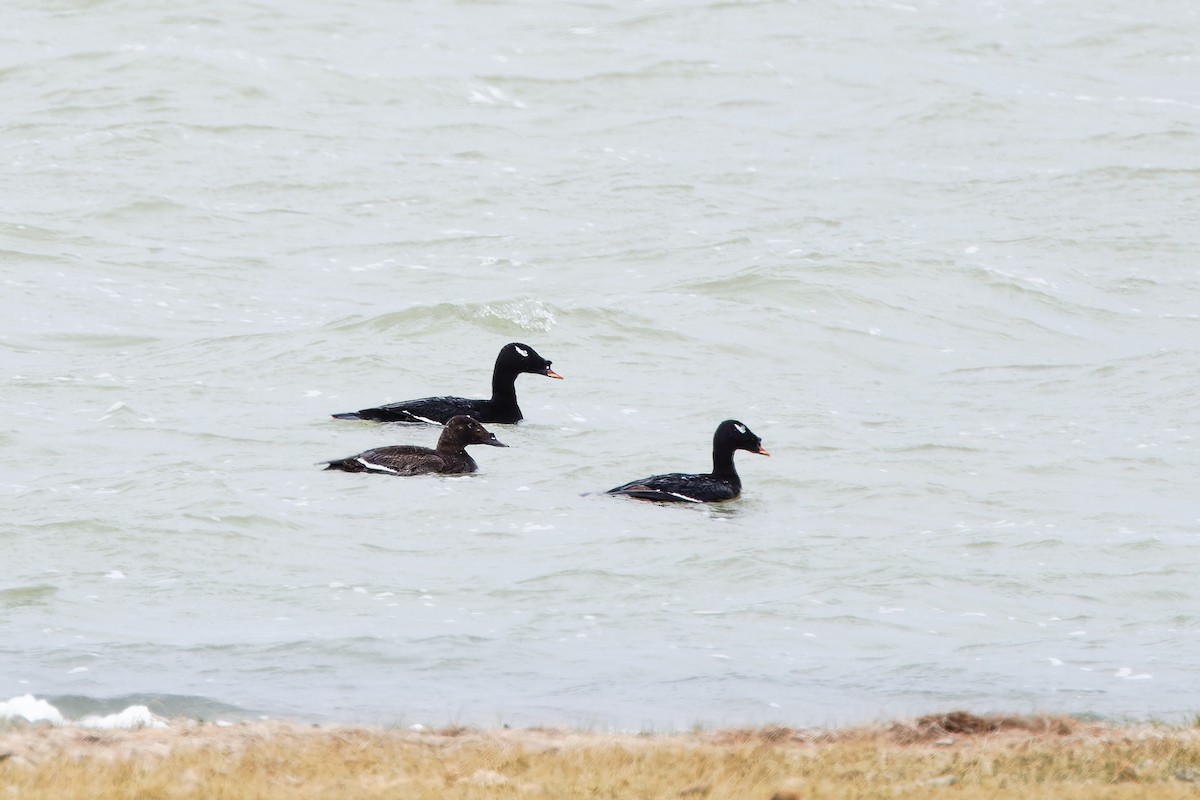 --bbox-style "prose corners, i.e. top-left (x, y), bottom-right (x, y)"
top-left (606, 471), bottom-right (740, 503)
top-left (324, 444), bottom-right (476, 475)
top-left (332, 395), bottom-right (495, 424)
